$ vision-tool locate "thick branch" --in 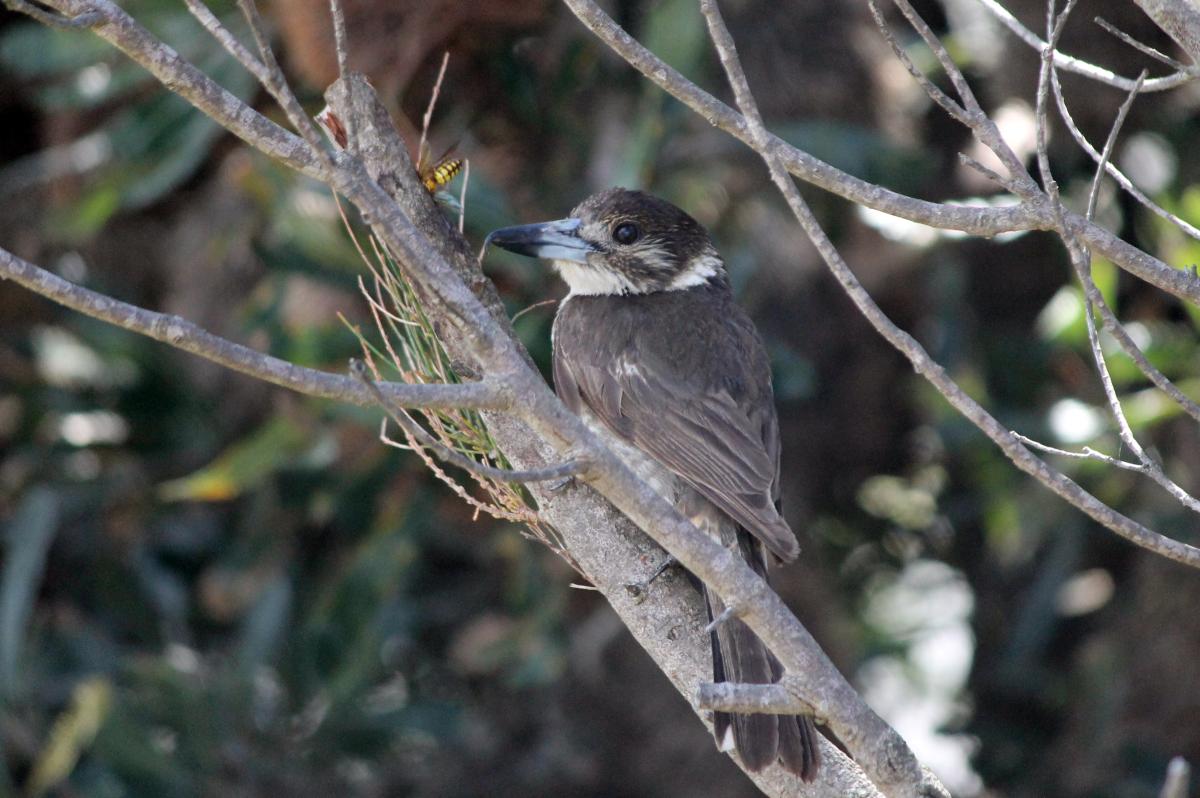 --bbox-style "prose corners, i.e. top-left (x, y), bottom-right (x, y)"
top-left (321, 74), bottom-right (912, 796)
